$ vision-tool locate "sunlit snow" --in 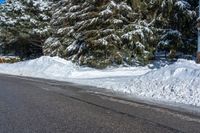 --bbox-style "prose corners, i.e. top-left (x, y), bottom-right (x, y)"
top-left (0, 56), bottom-right (200, 107)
